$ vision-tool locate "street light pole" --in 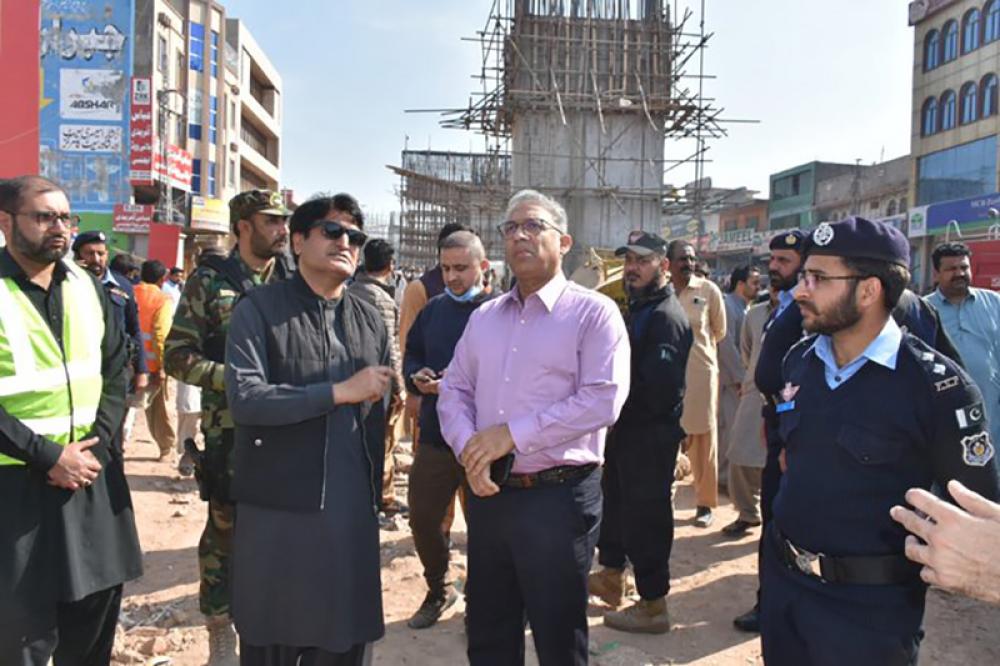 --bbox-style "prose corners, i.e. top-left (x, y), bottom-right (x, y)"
top-left (157, 89), bottom-right (186, 225)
